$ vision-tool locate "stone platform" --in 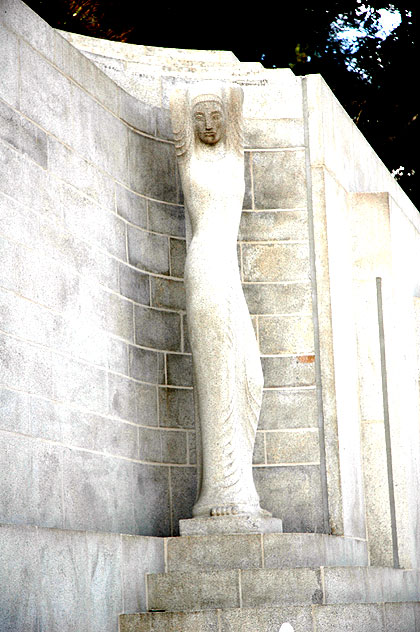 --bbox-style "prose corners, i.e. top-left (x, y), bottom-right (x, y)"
top-left (119, 533), bottom-right (420, 631)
